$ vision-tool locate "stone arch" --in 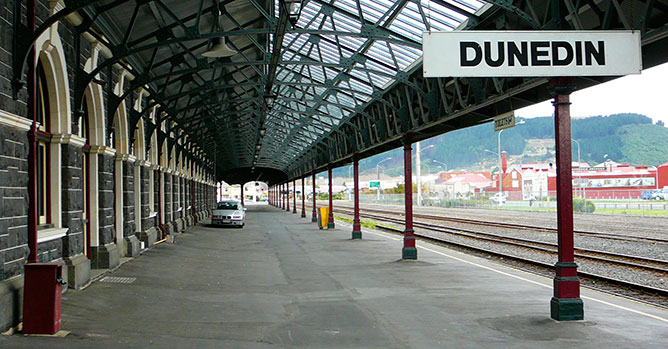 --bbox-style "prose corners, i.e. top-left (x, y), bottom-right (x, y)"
top-left (82, 50), bottom-right (106, 146)
top-left (133, 120), bottom-right (146, 161)
top-left (35, 25), bottom-right (71, 134)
